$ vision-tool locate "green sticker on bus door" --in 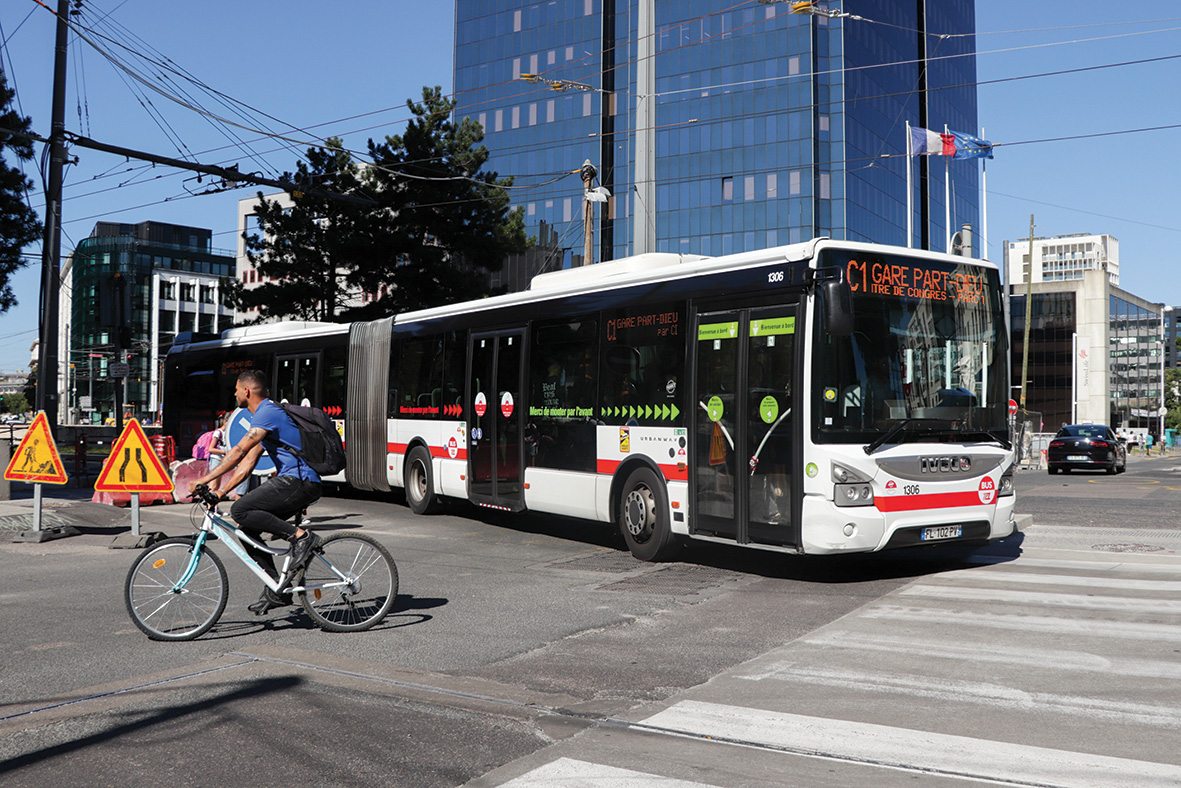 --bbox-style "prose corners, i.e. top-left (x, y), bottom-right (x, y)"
top-left (760, 395), bottom-right (779, 424)
top-left (750, 317), bottom-right (795, 337)
top-left (707, 395), bottom-right (724, 422)
top-left (698, 322), bottom-right (739, 341)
